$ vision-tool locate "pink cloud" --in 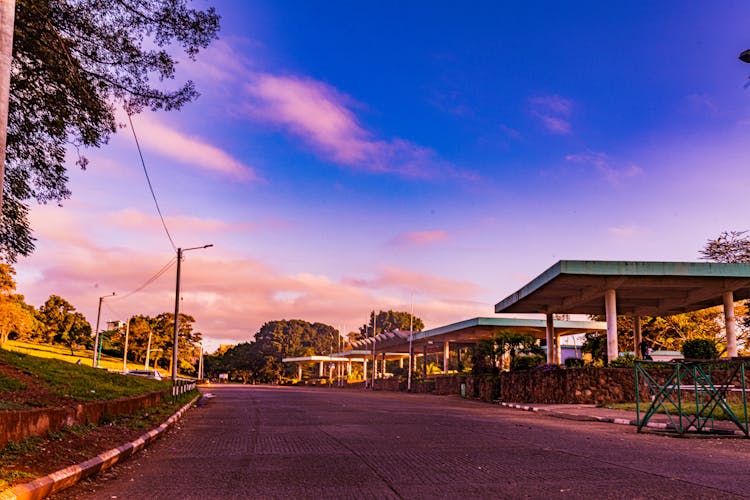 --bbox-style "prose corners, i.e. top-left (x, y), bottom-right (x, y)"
top-left (565, 150), bottom-right (643, 184)
top-left (244, 74), bottom-right (474, 179)
top-left (529, 94), bottom-right (574, 135)
top-left (344, 266), bottom-right (483, 299)
top-left (126, 112), bottom-right (258, 181)
top-left (105, 209), bottom-right (256, 234)
top-left (390, 230), bottom-right (449, 247)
